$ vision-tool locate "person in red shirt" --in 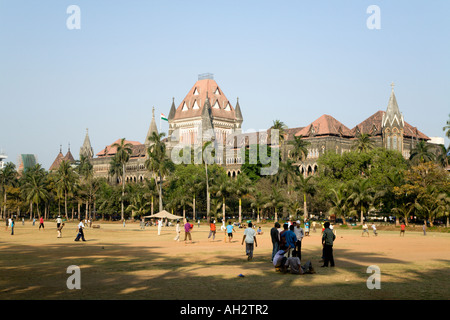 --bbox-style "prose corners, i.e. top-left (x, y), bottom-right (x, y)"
top-left (208, 220), bottom-right (217, 241)
top-left (400, 222), bottom-right (406, 237)
top-left (39, 217), bottom-right (45, 231)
